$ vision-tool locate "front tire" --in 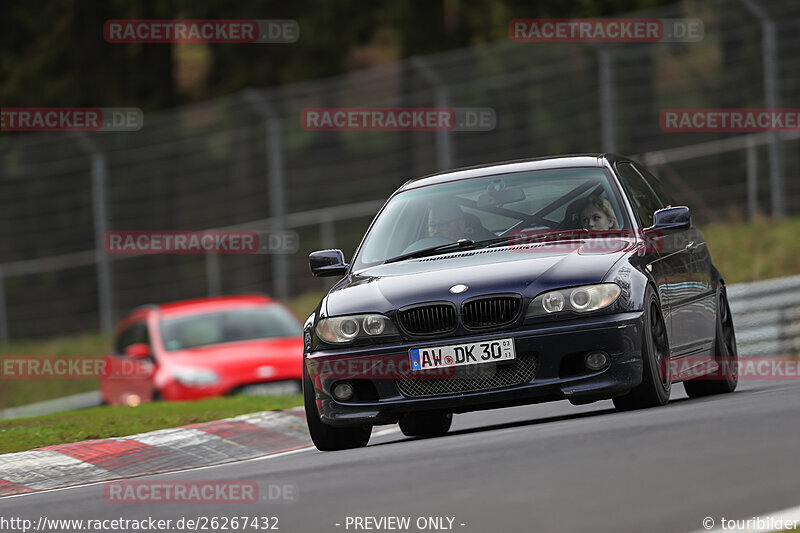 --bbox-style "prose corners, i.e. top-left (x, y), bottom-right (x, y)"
top-left (399, 412), bottom-right (452, 437)
top-left (303, 366), bottom-right (371, 451)
top-left (613, 286), bottom-right (671, 411)
top-left (683, 285), bottom-right (738, 397)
